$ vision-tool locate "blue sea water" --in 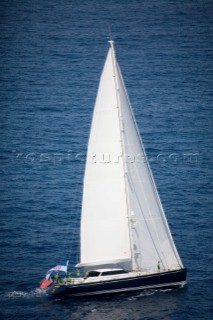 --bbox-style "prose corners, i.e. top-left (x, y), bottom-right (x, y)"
top-left (0, 0), bottom-right (212, 319)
